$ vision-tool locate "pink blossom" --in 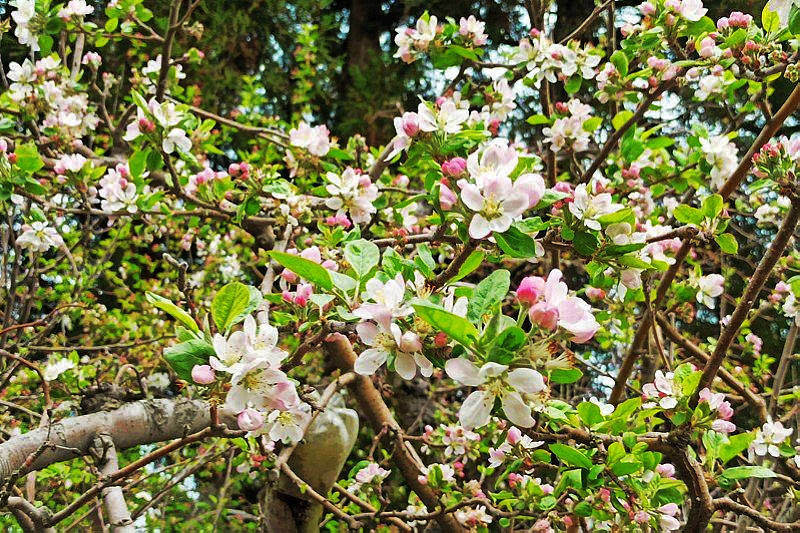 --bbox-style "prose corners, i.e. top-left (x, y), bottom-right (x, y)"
top-left (516, 276), bottom-right (545, 306)
top-left (237, 408), bottom-right (265, 431)
top-left (191, 364), bottom-right (215, 384)
top-left (586, 287), bottom-right (606, 301)
top-left (634, 510), bottom-right (650, 524)
top-left (527, 270), bottom-right (599, 343)
top-left (439, 182), bottom-right (458, 210)
top-left (656, 463), bottom-right (676, 477)
top-left (441, 157), bottom-right (467, 177)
